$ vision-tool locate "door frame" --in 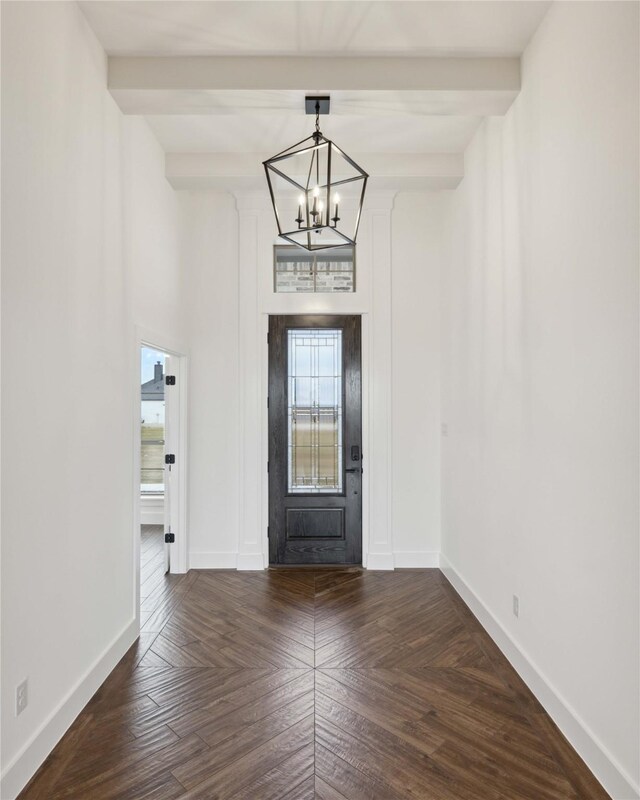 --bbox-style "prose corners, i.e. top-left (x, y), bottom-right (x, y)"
top-left (133, 326), bottom-right (189, 626)
top-left (267, 314), bottom-right (363, 566)
top-left (259, 312), bottom-right (370, 568)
